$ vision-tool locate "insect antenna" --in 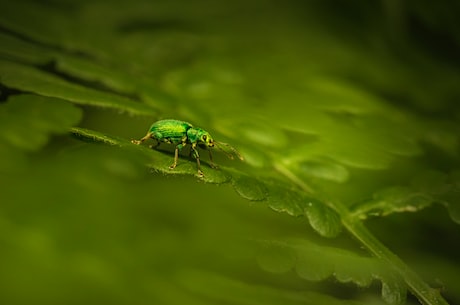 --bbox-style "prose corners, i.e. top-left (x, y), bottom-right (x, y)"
top-left (215, 141), bottom-right (244, 161)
